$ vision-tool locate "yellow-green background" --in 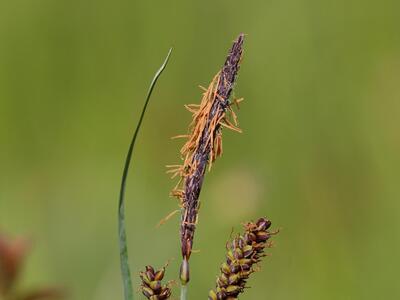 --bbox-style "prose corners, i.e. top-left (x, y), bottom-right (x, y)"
top-left (1, 1), bottom-right (399, 299)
